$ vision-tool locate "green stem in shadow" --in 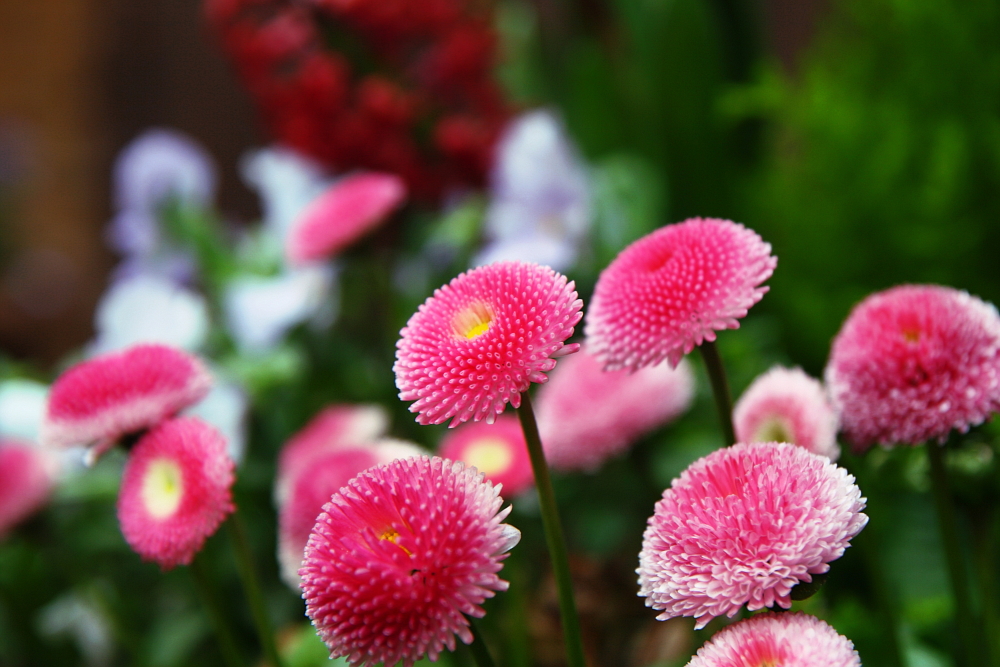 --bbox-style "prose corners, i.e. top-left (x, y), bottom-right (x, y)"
top-left (467, 619), bottom-right (497, 667)
top-left (228, 512), bottom-right (285, 667)
top-left (190, 554), bottom-right (246, 667)
top-left (699, 340), bottom-right (736, 446)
